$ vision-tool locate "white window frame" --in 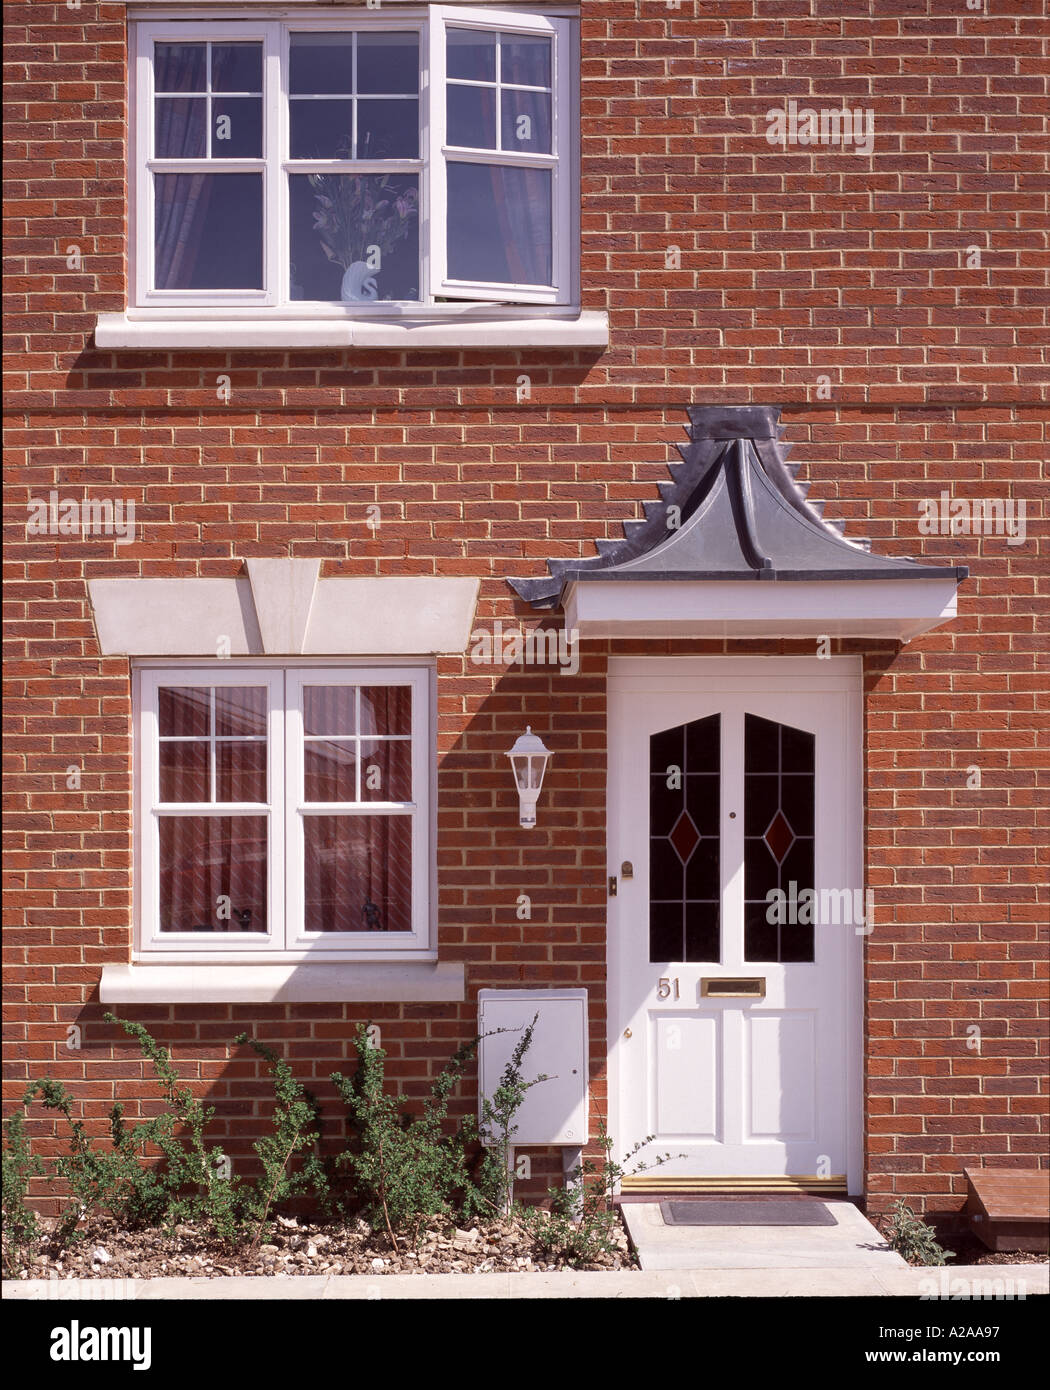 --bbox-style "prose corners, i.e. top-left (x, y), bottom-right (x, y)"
top-left (428, 5), bottom-right (572, 304)
top-left (135, 663), bottom-right (434, 961)
top-left (130, 7), bottom-right (577, 313)
top-left (284, 667), bottom-right (431, 952)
